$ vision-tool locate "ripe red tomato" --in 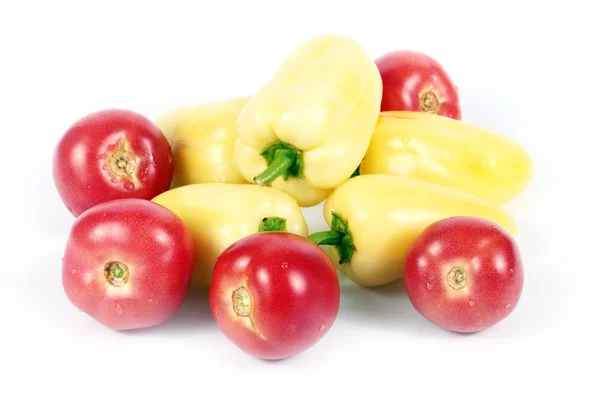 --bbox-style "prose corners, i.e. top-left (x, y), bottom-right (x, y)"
top-left (403, 216), bottom-right (523, 333)
top-left (61, 198), bottom-right (195, 331)
top-left (53, 109), bottom-right (174, 217)
top-left (375, 50), bottom-right (461, 119)
top-left (209, 232), bottom-right (340, 360)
